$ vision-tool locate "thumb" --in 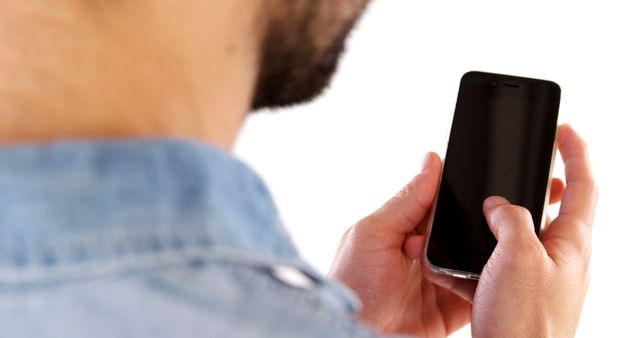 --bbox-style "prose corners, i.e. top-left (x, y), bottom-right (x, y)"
top-left (359, 152), bottom-right (441, 236)
top-left (483, 196), bottom-right (542, 249)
